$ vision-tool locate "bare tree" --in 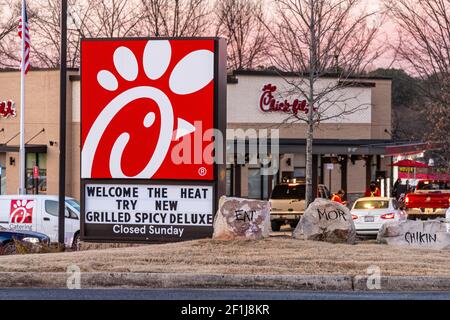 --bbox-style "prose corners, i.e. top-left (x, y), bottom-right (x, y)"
top-left (385, 0), bottom-right (449, 169)
top-left (86, 0), bottom-right (143, 38)
top-left (1, 0), bottom-right (211, 69)
top-left (0, 0), bottom-right (16, 42)
top-left (7, 0), bottom-right (145, 69)
top-left (0, 0), bottom-right (22, 68)
top-left (214, 0), bottom-right (269, 71)
top-left (265, 0), bottom-right (384, 205)
top-left (139, 0), bottom-right (210, 37)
